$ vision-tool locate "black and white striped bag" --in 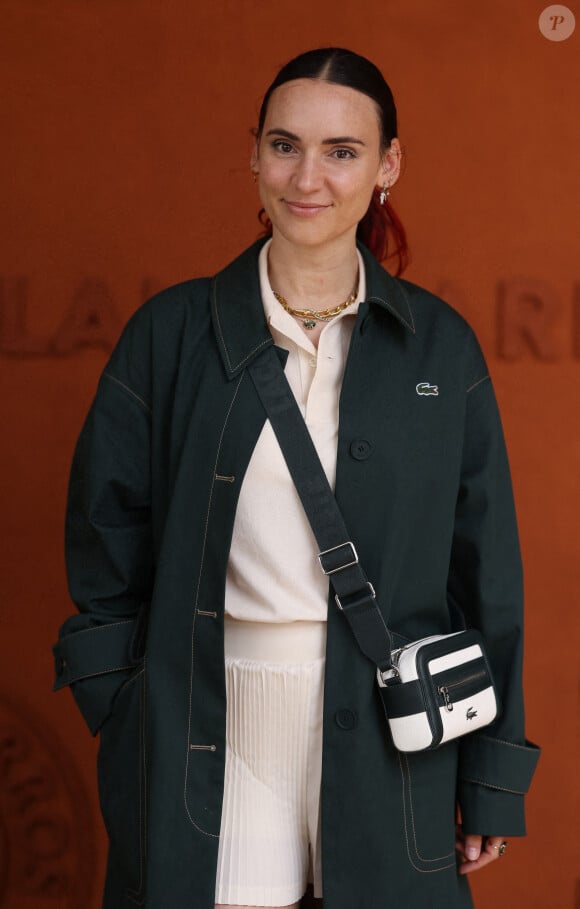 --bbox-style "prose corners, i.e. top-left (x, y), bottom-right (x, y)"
top-left (377, 630), bottom-right (499, 752)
